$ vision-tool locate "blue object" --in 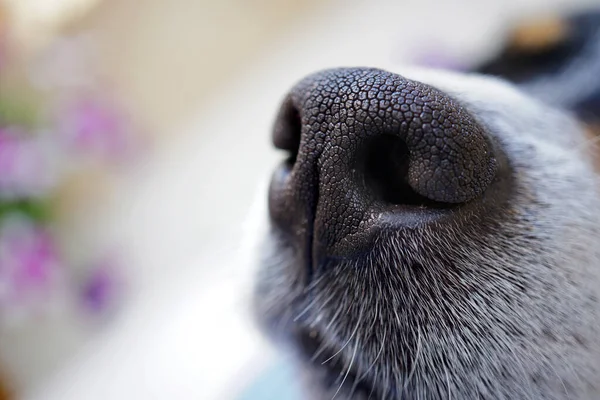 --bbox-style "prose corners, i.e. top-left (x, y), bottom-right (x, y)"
top-left (237, 360), bottom-right (302, 400)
